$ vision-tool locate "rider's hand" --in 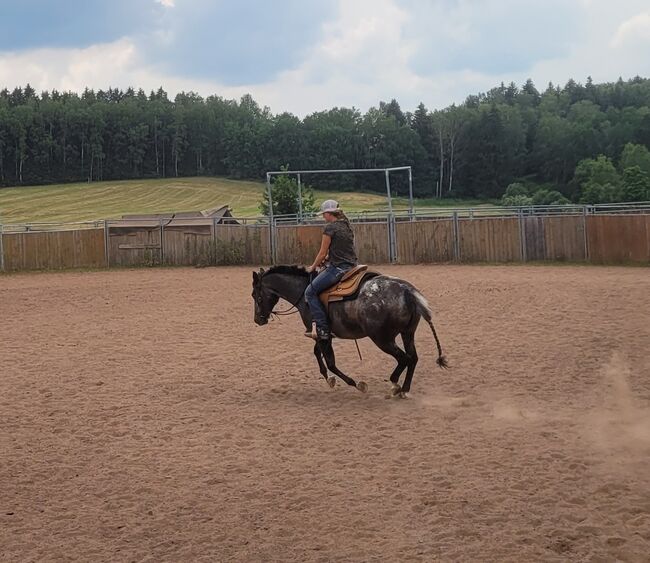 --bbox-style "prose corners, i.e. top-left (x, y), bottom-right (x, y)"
top-left (306, 266), bottom-right (314, 273)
